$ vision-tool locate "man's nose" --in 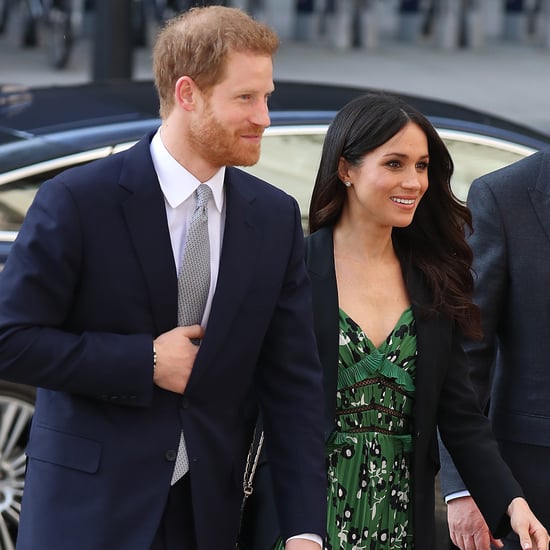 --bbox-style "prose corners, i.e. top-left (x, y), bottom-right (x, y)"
top-left (252, 100), bottom-right (271, 128)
